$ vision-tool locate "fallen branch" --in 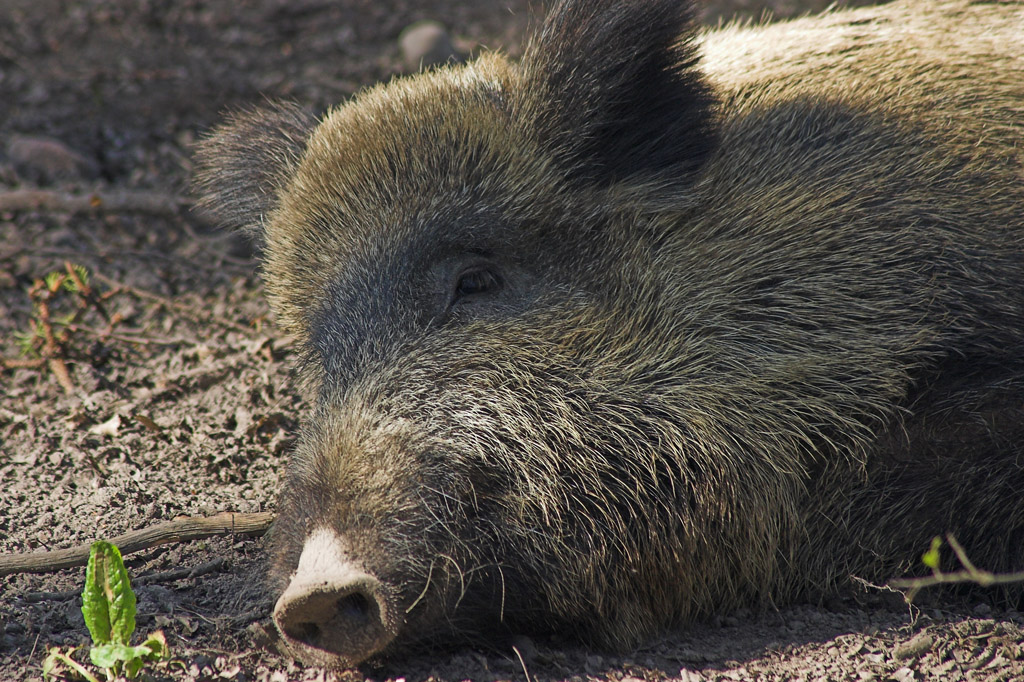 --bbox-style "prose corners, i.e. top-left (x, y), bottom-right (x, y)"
top-left (0, 188), bottom-right (189, 217)
top-left (0, 512), bottom-right (274, 577)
